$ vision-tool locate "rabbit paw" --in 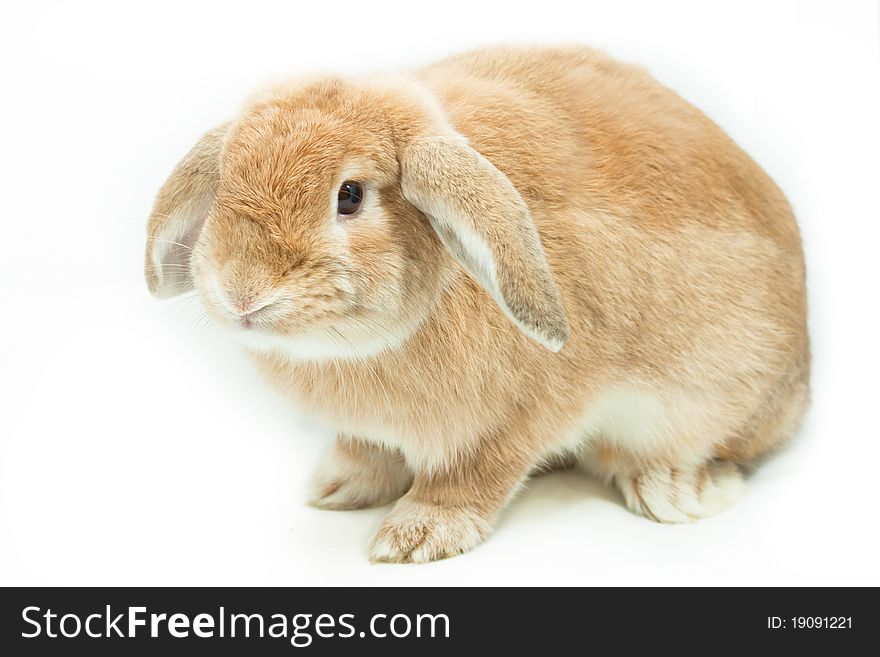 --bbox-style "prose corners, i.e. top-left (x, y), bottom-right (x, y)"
top-left (619, 461), bottom-right (745, 523)
top-left (308, 441), bottom-right (411, 511)
top-left (369, 499), bottom-right (491, 563)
